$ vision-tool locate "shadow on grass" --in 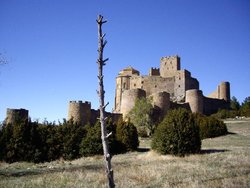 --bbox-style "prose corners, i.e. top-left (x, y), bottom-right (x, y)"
top-left (0, 163), bottom-right (102, 178)
top-left (200, 149), bottom-right (229, 154)
top-left (137, 148), bottom-right (150, 152)
top-left (227, 131), bottom-right (236, 135)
